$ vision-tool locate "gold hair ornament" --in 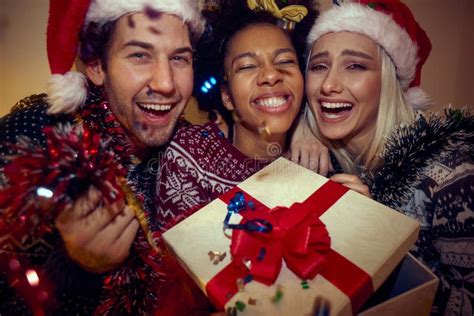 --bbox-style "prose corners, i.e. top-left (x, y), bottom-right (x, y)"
top-left (247, 0), bottom-right (308, 30)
